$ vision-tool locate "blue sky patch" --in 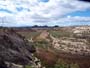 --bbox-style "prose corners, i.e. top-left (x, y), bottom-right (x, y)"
top-left (16, 7), bottom-right (23, 11)
top-left (16, 7), bottom-right (30, 12)
top-left (39, 0), bottom-right (49, 2)
top-left (0, 9), bottom-right (13, 13)
top-left (67, 8), bottom-right (90, 17)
